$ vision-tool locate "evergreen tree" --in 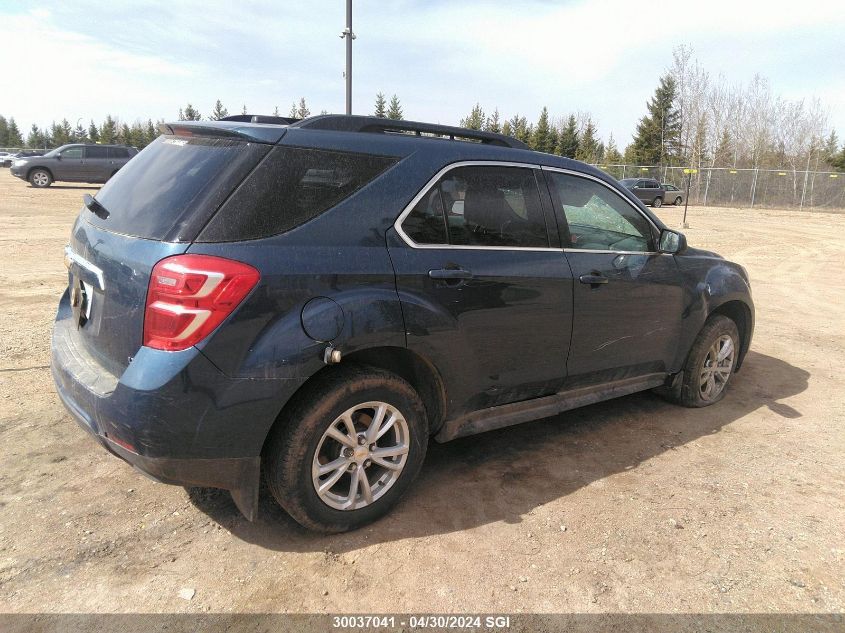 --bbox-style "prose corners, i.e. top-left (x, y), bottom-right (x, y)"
top-left (556, 114), bottom-right (579, 158)
top-left (88, 120), bottom-right (100, 143)
top-left (242, 104), bottom-right (248, 115)
top-left (210, 99), bottom-right (229, 120)
top-left (59, 119), bottom-right (73, 144)
top-left (100, 116), bottom-right (118, 144)
top-left (73, 120), bottom-right (87, 142)
top-left (181, 103), bottom-right (201, 121)
top-left (146, 119), bottom-right (157, 145)
top-left (273, 106), bottom-right (280, 117)
top-left (501, 120), bottom-right (513, 137)
top-left (7, 118), bottom-right (23, 147)
top-left (27, 124), bottom-right (46, 148)
top-left (630, 74), bottom-right (680, 165)
top-left (823, 131), bottom-right (840, 169)
top-left (604, 133), bottom-right (622, 164)
top-left (374, 92), bottom-right (387, 118)
top-left (119, 123), bottom-right (132, 145)
top-left (575, 118), bottom-right (600, 163)
top-left (461, 103), bottom-right (485, 130)
top-left (297, 98), bottom-right (310, 119)
top-left (514, 116), bottom-right (532, 145)
top-left (386, 95), bottom-right (403, 120)
top-left (831, 143), bottom-right (845, 172)
top-left (289, 102), bottom-right (297, 118)
top-left (484, 108), bottom-right (501, 133)
top-left (531, 107), bottom-right (554, 153)
top-left (0, 116), bottom-right (8, 146)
